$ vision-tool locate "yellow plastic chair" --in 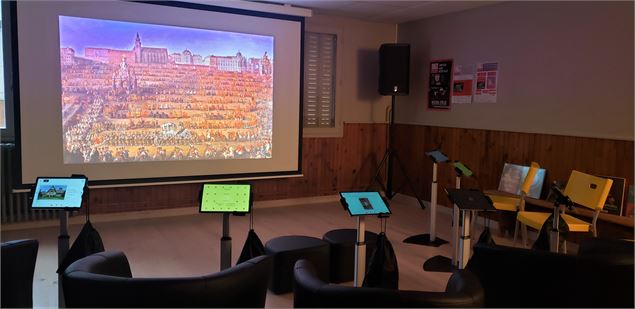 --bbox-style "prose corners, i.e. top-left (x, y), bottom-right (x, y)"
top-left (487, 162), bottom-right (541, 212)
top-left (515, 170), bottom-right (613, 250)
